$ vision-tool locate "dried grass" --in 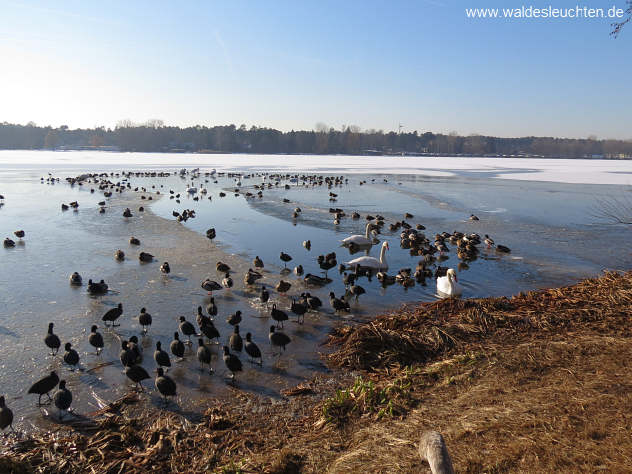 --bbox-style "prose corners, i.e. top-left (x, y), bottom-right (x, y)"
top-left (0, 381), bottom-right (345, 473)
top-left (327, 334), bottom-right (632, 473)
